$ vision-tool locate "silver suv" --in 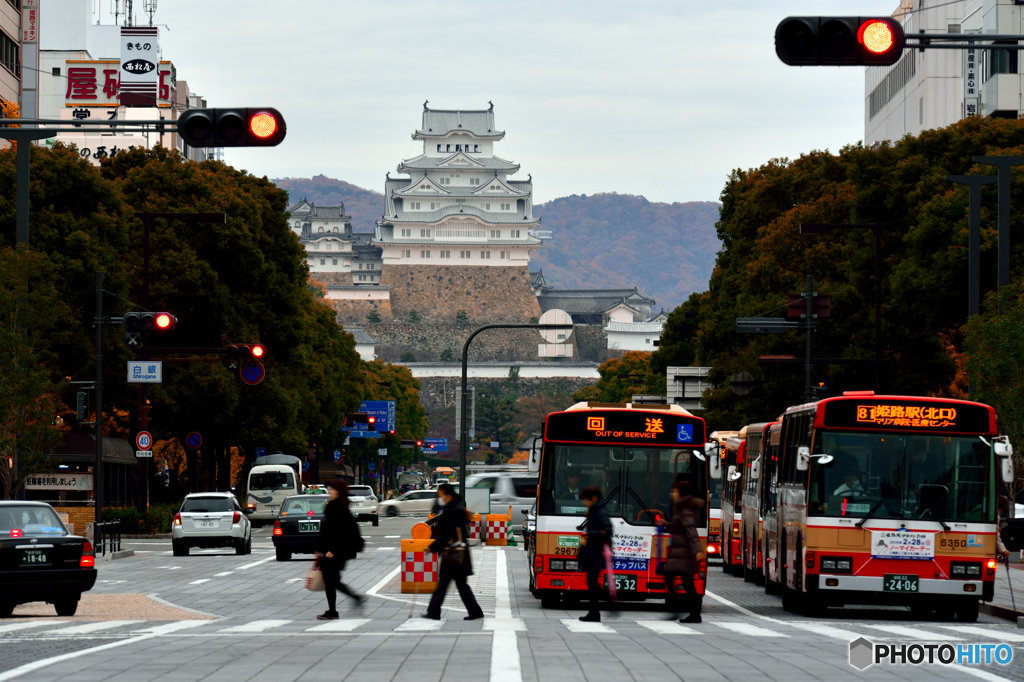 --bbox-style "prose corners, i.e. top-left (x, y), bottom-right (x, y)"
top-left (347, 485), bottom-right (379, 526)
top-left (464, 473), bottom-right (538, 526)
top-left (172, 493), bottom-right (252, 556)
